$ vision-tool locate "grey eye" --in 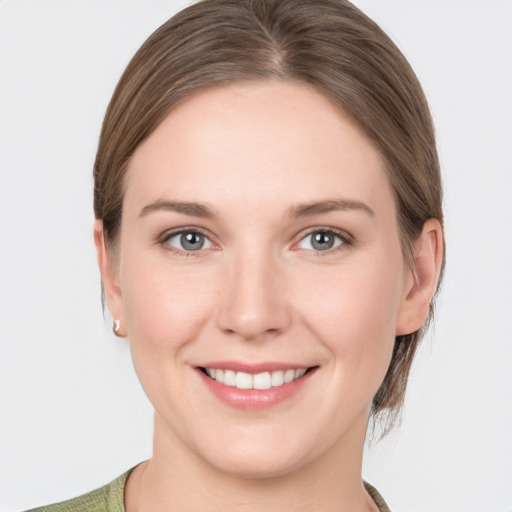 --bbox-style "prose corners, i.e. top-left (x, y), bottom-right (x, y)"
top-left (166, 231), bottom-right (213, 251)
top-left (181, 232), bottom-right (204, 250)
top-left (298, 230), bottom-right (344, 251)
